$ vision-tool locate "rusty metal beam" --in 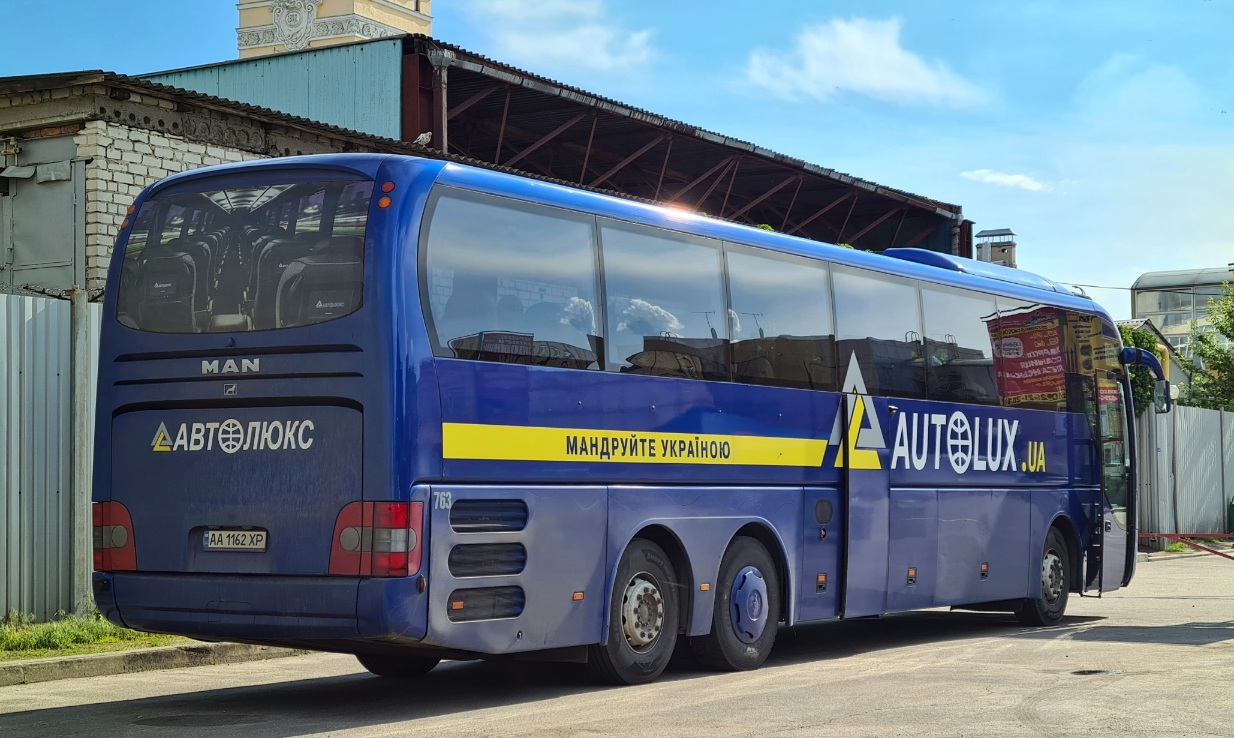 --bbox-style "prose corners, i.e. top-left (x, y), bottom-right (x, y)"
top-left (846, 207), bottom-right (901, 245)
top-left (493, 88), bottom-right (511, 164)
top-left (902, 222), bottom-right (940, 248)
top-left (835, 194), bottom-right (859, 242)
top-left (579, 114), bottom-right (598, 184)
top-left (779, 177), bottom-right (803, 232)
top-left (503, 112), bottom-right (587, 168)
top-left (430, 64), bottom-right (448, 152)
top-left (719, 158), bottom-right (741, 215)
top-left (890, 208), bottom-right (907, 246)
top-left (663, 156), bottom-right (738, 202)
top-left (693, 157), bottom-right (739, 211)
top-left (589, 134), bottom-right (667, 188)
top-left (447, 85), bottom-right (498, 120)
top-left (726, 174), bottom-right (799, 221)
top-left (654, 136), bottom-right (673, 200)
top-left (786, 192), bottom-right (851, 236)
